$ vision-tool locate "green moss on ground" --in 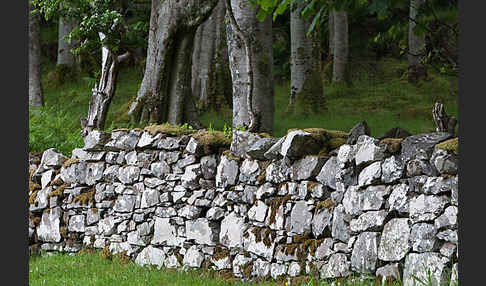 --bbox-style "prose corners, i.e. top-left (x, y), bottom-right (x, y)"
top-left (435, 137), bottom-right (458, 154)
